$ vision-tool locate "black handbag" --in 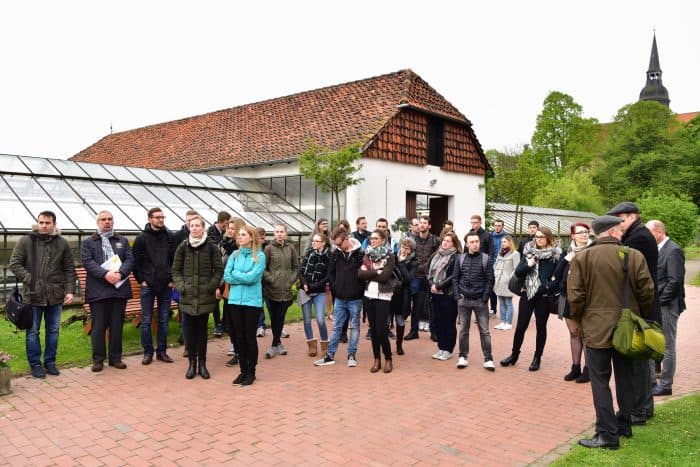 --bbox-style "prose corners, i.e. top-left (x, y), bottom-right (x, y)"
top-left (5, 281), bottom-right (33, 330)
top-left (508, 273), bottom-right (524, 296)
